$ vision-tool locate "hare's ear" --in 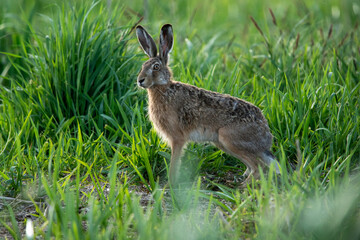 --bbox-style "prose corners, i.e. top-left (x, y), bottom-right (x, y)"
top-left (159, 24), bottom-right (173, 64)
top-left (136, 25), bottom-right (157, 58)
